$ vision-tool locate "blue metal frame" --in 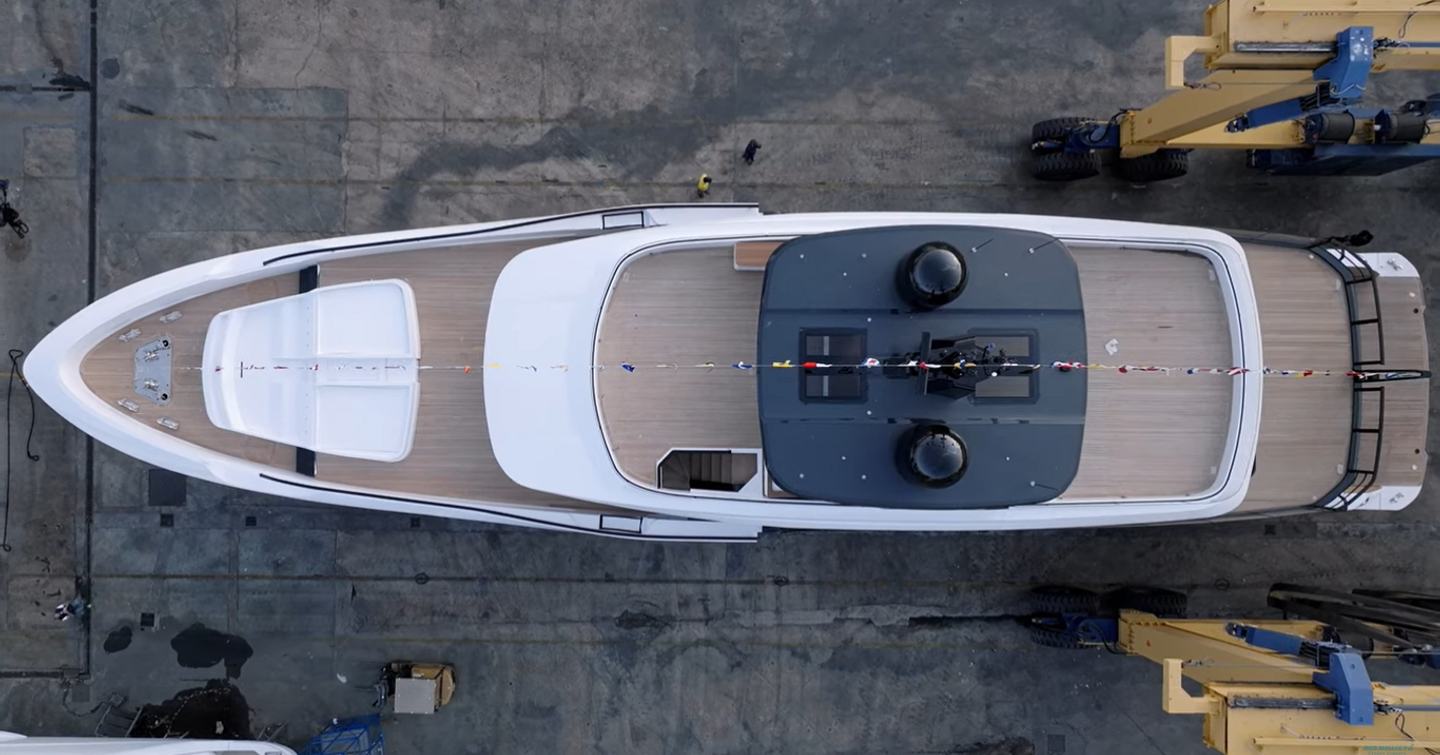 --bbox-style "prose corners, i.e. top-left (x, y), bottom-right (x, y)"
top-left (1251, 141), bottom-right (1440, 175)
top-left (1316, 27), bottom-right (1375, 100)
top-left (1314, 652), bottom-right (1375, 726)
top-left (1230, 27), bottom-right (1375, 133)
top-left (1228, 623), bottom-right (1375, 726)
